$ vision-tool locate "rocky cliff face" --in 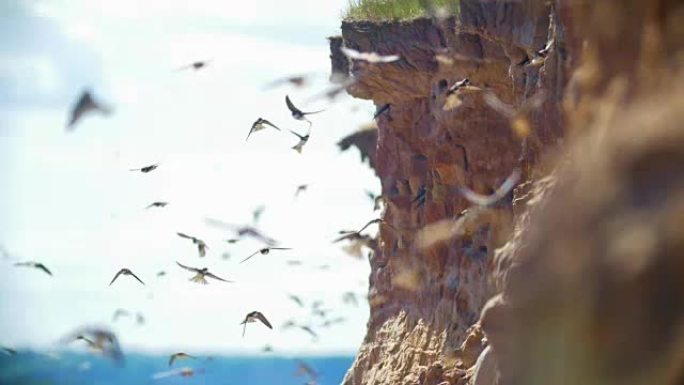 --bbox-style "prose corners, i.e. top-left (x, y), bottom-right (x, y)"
top-left (332, 0), bottom-right (684, 384)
